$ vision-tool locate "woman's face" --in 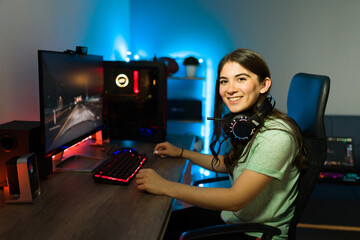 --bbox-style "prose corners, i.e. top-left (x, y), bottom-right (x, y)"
top-left (219, 61), bottom-right (270, 113)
